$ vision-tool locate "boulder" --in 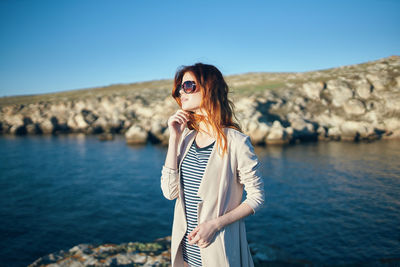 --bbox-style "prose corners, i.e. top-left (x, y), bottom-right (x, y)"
top-left (343, 99), bottom-right (366, 115)
top-left (326, 79), bottom-right (354, 107)
top-left (3, 113), bottom-right (24, 127)
top-left (265, 120), bottom-right (290, 145)
top-left (26, 123), bottom-right (41, 135)
top-left (72, 113), bottom-right (89, 129)
top-left (354, 79), bottom-right (372, 99)
top-left (38, 119), bottom-right (55, 134)
top-left (366, 73), bottom-right (389, 91)
top-left (302, 81), bottom-right (324, 100)
top-left (125, 125), bottom-right (148, 145)
top-left (327, 126), bottom-right (341, 141)
top-left (382, 92), bottom-right (400, 113)
top-left (383, 118), bottom-right (400, 132)
top-left (395, 76), bottom-right (400, 87)
top-left (289, 118), bottom-right (316, 142)
top-left (247, 122), bottom-right (269, 145)
top-left (339, 121), bottom-right (374, 141)
top-left (383, 129), bottom-right (400, 140)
